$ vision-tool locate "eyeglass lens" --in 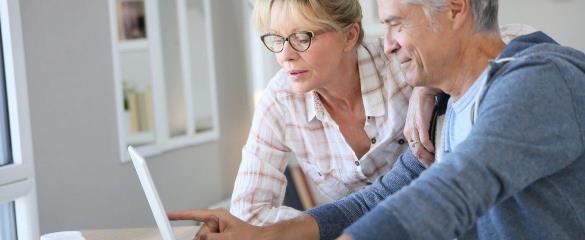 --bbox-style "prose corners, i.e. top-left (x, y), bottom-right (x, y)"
top-left (262, 32), bottom-right (313, 53)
